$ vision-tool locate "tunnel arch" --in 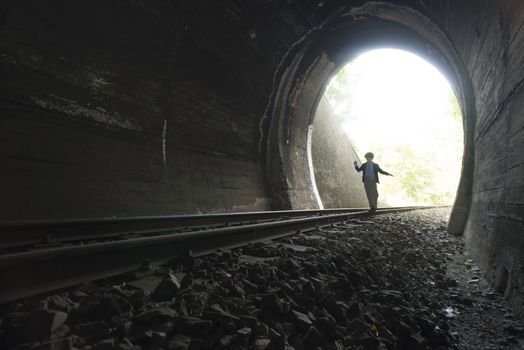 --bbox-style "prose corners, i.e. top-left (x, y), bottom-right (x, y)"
top-left (264, 2), bottom-right (476, 234)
